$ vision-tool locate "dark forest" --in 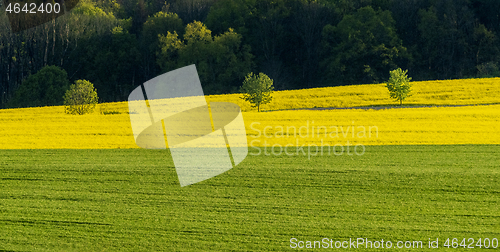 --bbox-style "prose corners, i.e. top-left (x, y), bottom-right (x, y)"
top-left (1, 0), bottom-right (499, 107)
